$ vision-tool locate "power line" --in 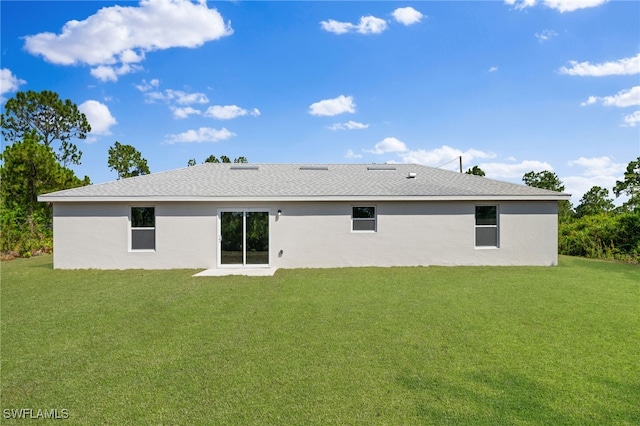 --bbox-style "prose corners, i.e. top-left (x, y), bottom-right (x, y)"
top-left (435, 156), bottom-right (462, 172)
